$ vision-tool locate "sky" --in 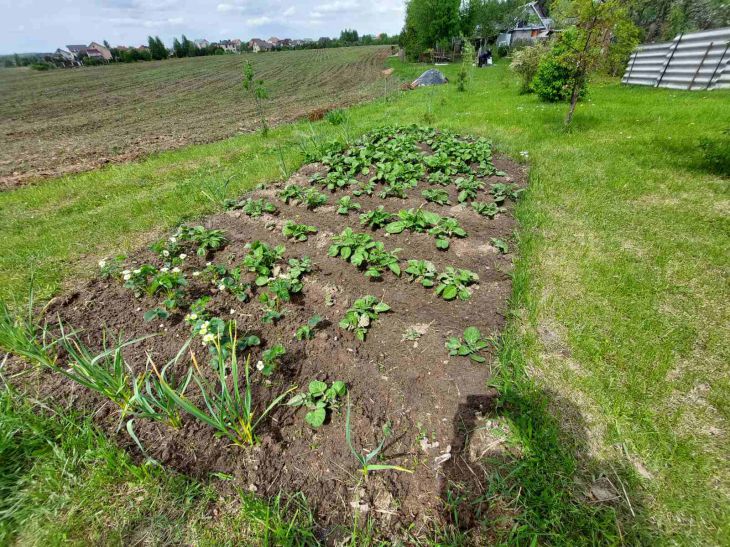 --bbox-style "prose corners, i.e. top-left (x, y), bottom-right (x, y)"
top-left (0, 0), bottom-right (406, 54)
